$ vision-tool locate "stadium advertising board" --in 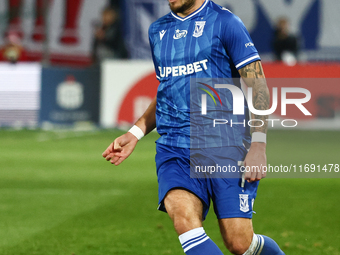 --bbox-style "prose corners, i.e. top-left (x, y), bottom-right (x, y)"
top-left (0, 63), bottom-right (41, 127)
top-left (100, 60), bottom-right (158, 128)
top-left (39, 67), bottom-right (100, 126)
